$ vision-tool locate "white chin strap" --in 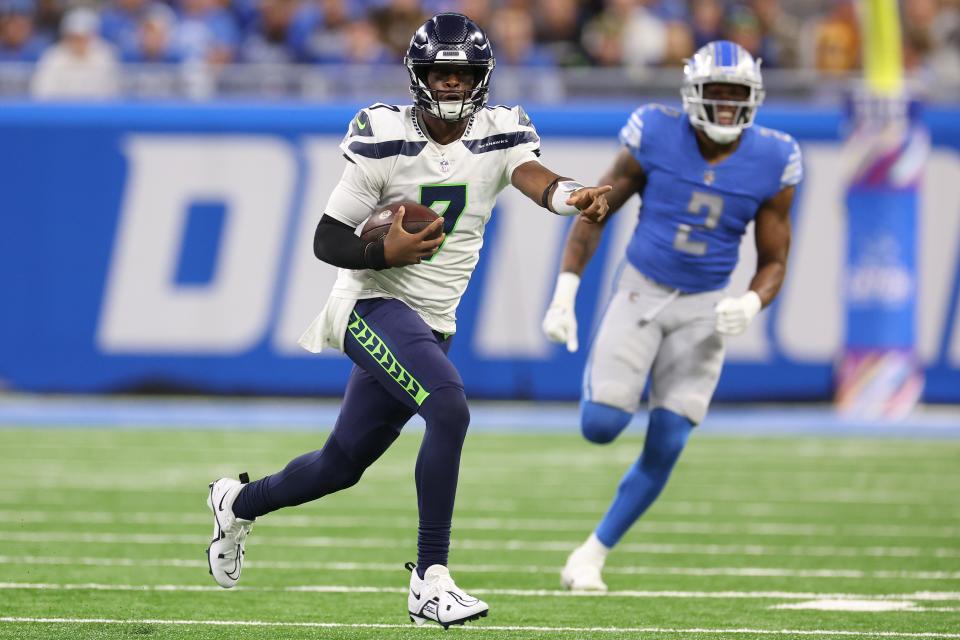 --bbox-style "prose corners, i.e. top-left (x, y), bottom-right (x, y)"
top-left (701, 122), bottom-right (742, 144)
